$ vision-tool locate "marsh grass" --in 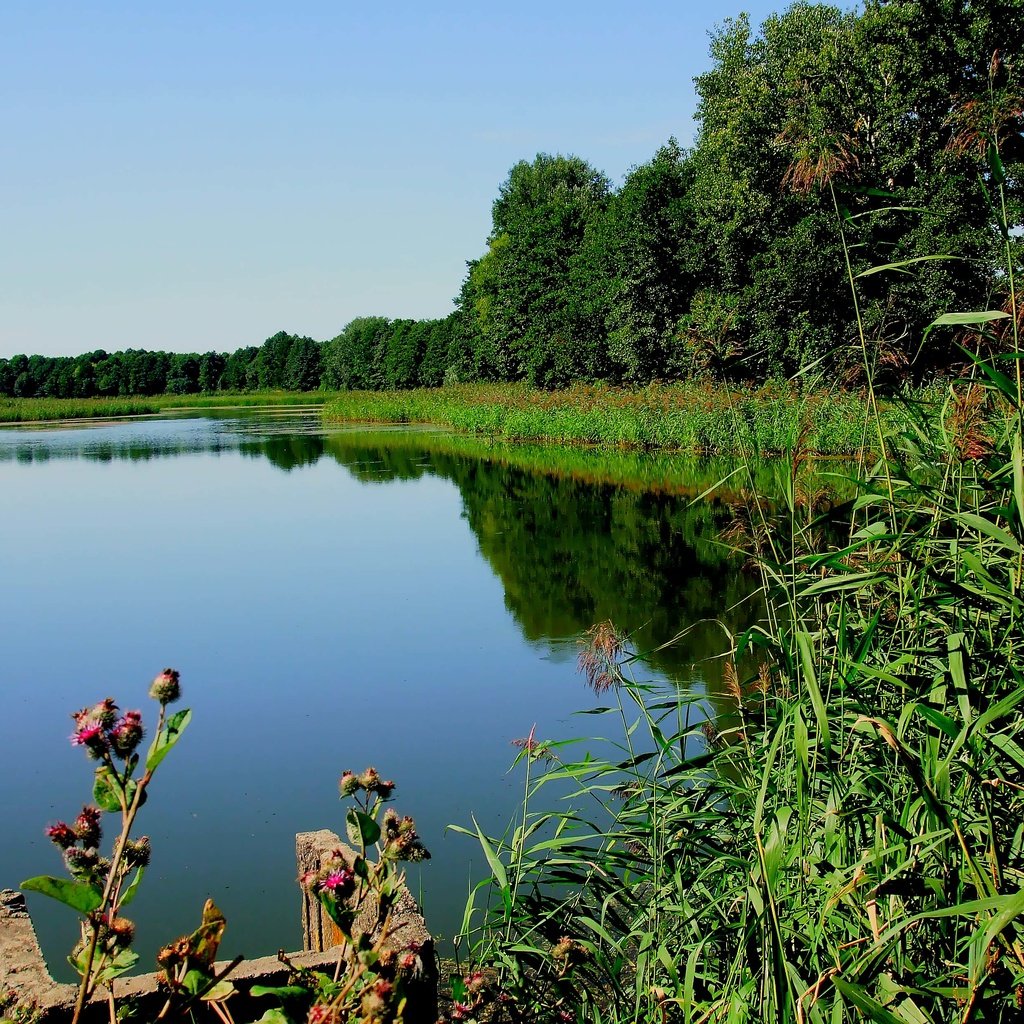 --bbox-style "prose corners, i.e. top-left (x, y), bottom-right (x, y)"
top-left (449, 108), bottom-right (1024, 1024)
top-left (323, 381), bottom-right (923, 457)
top-left (0, 391), bottom-right (327, 423)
